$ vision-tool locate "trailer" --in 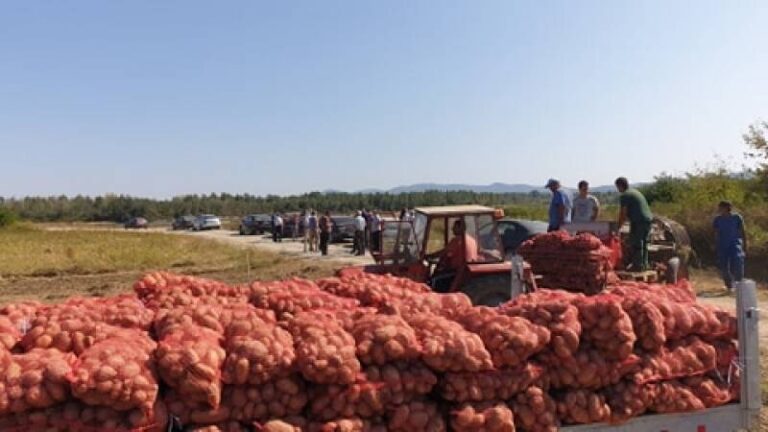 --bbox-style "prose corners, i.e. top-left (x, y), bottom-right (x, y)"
top-left (560, 279), bottom-right (761, 432)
